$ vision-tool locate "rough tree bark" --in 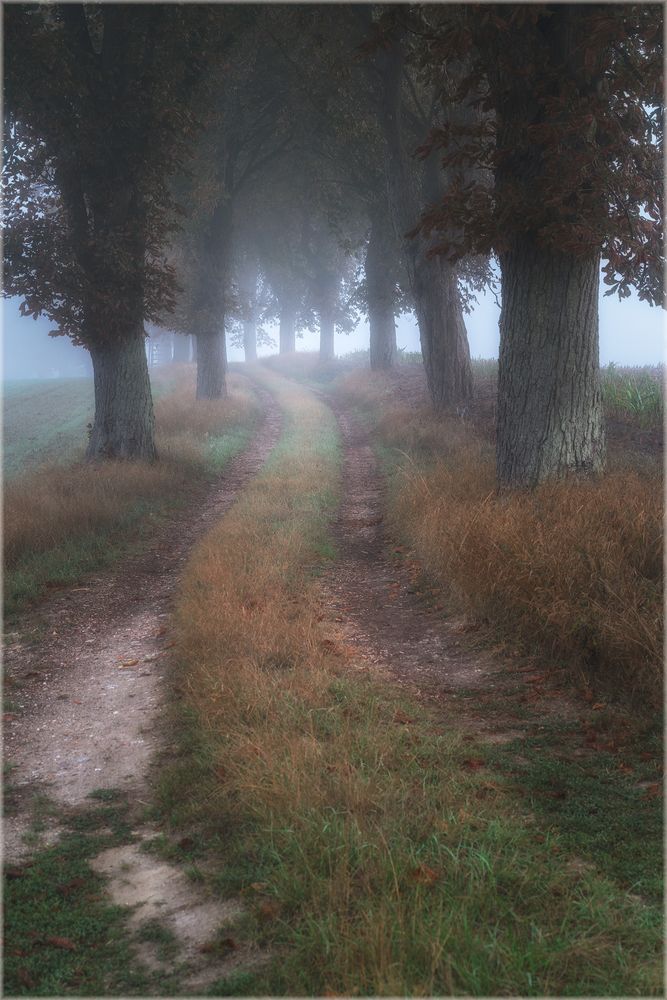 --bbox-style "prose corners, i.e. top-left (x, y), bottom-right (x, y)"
top-left (496, 248), bottom-right (604, 489)
top-left (366, 203), bottom-right (397, 371)
top-left (279, 299), bottom-right (297, 354)
top-left (378, 32), bottom-right (472, 409)
top-left (494, 6), bottom-right (606, 487)
top-left (87, 333), bottom-right (156, 461)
